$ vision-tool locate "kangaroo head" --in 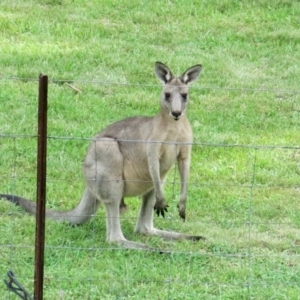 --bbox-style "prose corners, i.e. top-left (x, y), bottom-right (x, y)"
top-left (155, 62), bottom-right (202, 121)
